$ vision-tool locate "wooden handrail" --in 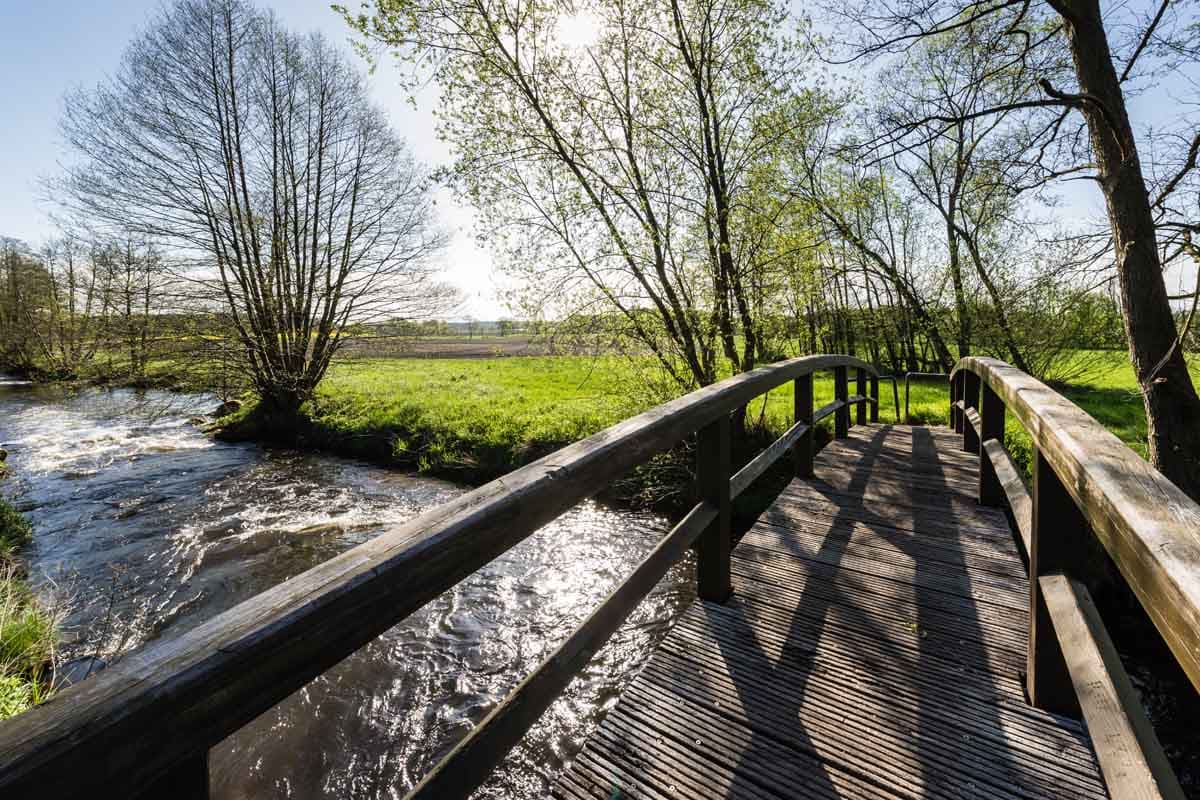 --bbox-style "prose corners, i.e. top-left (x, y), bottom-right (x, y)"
top-left (1040, 574), bottom-right (1184, 799)
top-left (951, 356), bottom-right (1198, 798)
top-left (0, 354), bottom-right (877, 799)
